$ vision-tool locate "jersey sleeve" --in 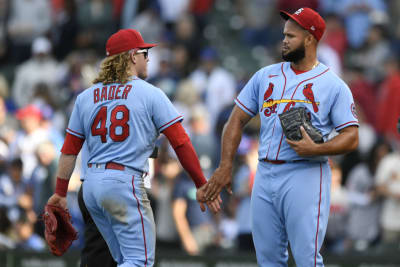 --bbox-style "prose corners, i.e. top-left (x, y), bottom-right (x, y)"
top-left (330, 83), bottom-right (359, 131)
top-left (234, 70), bottom-right (261, 117)
top-left (151, 88), bottom-right (183, 132)
top-left (66, 96), bottom-right (85, 139)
